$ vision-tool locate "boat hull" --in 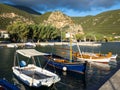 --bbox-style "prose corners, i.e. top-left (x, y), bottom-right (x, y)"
top-left (12, 64), bottom-right (60, 87)
top-left (47, 61), bottom-right (86, 74)
top-left (7, 44), bottom-right (18, 48)
top-left (77, 54), bottom-right (117, 63)
top-left (0, 79), bottom-right (19, 90)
